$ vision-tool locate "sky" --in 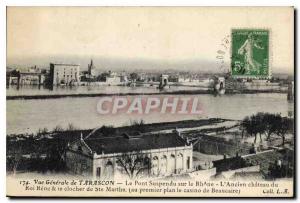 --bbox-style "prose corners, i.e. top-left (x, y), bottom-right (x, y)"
top-left (7, 7), bottom-right (294, 73)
